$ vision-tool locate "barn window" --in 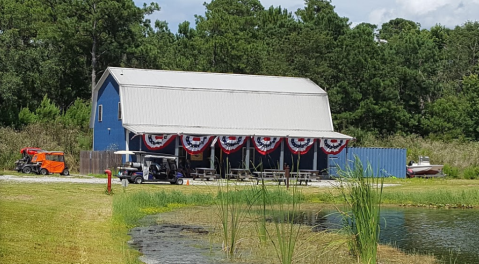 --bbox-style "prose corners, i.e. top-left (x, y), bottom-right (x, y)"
top-left (98, 105), bottom-right (103, 122)
top-left (118, 102), bottom-right (122, 120)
